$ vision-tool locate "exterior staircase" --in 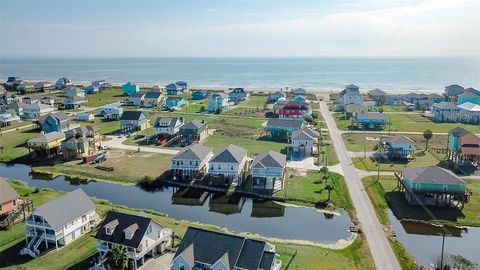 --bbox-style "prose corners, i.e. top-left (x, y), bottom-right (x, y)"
top-left (20, 231), bottom-right (44, 258)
